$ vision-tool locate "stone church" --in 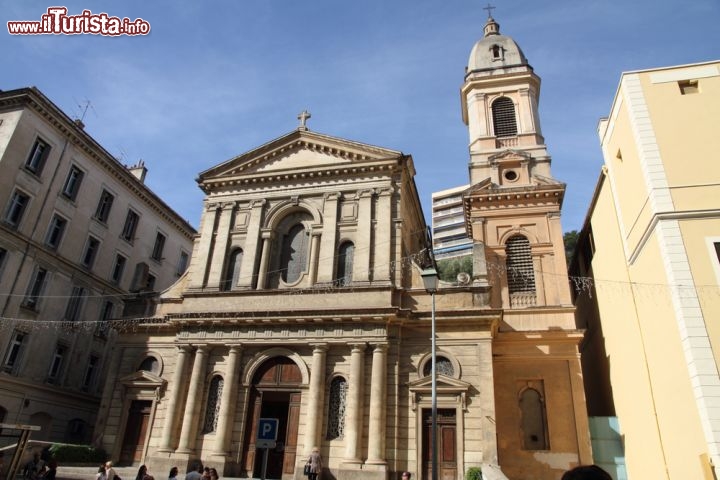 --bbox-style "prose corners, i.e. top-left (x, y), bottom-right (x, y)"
top-left (95, 15), bottom-right (591, 480)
